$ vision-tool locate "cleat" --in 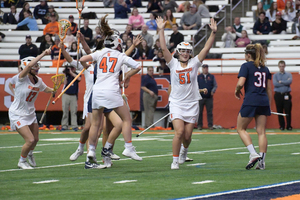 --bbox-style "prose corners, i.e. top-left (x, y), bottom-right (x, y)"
top-left (18, 160), bottom-right (33, 169)
top-left (185, 156), bottom-right (193, 162)
top-left (122, 146), bottom-right (142, 161)
top-left (103, 156), bottom-right (113, 168)
top-left (69, 149), bottom-right (84, 161)
top-left (27, 154), bottom-right (36, 167)
top-left (84, 162), bottom-right (106, 169)
top-left (179, 147), bottom-right (188, 164)
top-left (101, 147), bottom-right (120, 160)
top-left (171, 162), bottom-right (179, 170)
top-left (246, 153), bottom-right (261, 170)
top-left (87, 151), bottom-right (97, 164)
top-left (255, 160), bottom-right (265, 170)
